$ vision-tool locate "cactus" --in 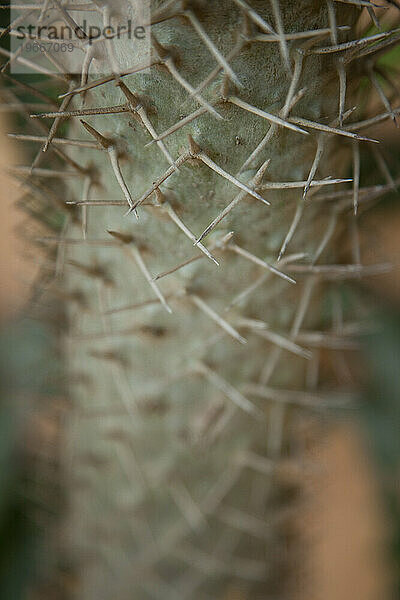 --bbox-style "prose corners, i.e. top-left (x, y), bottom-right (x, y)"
top-left (2, 1), bottom-right (400, 598)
